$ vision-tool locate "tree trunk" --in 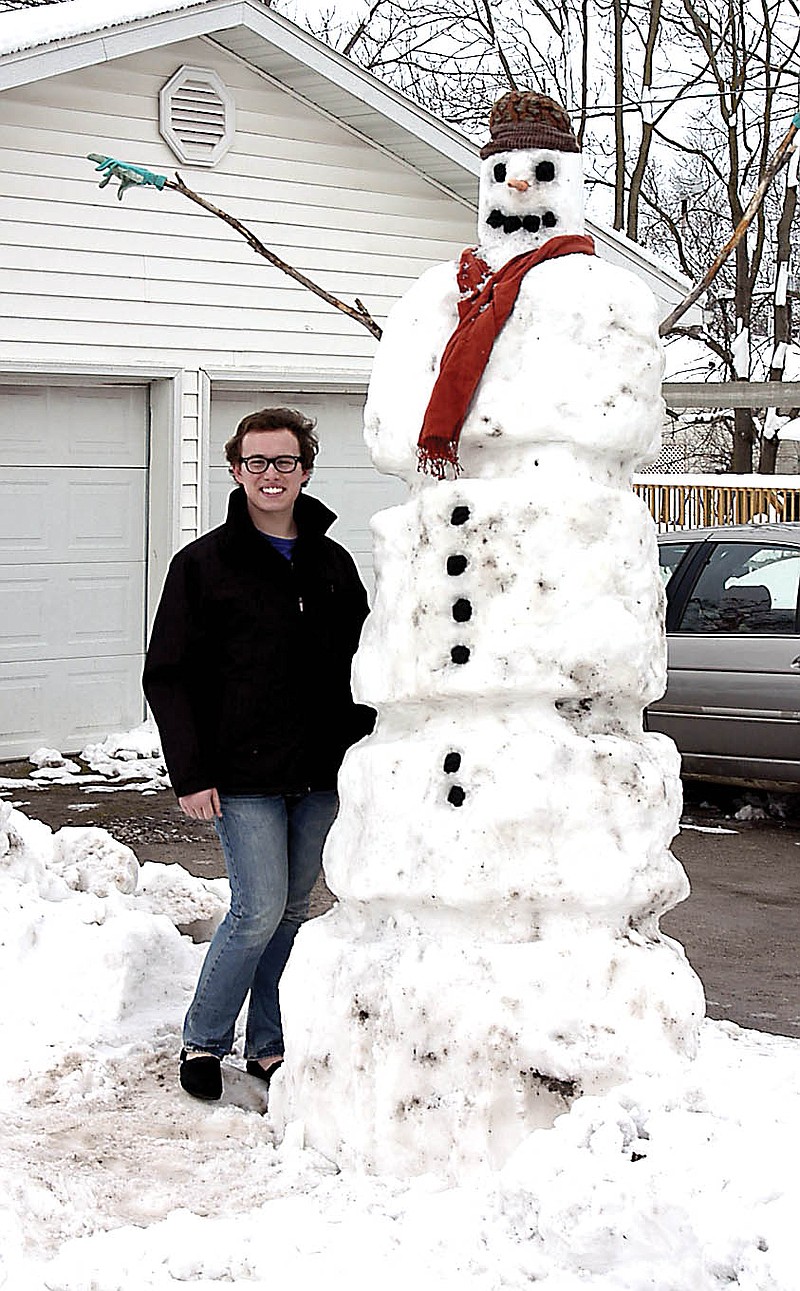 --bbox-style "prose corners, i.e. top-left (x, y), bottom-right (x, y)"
top-left (626, 0), bottom-right (661, 242)
top-left (759, 155), bottom-right (798, 473)
top-left (613, 0), bottom-right (625, 230)
top-left (731, 406), bottom-right (755, 472)
top-left (759, 432), bottom-right (780, 473)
